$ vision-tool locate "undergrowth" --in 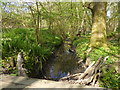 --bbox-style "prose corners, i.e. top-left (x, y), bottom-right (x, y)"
top-left (2, 28), bottom-right (62, 77)
top-left (73, 34), bottom-right (119, 89)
